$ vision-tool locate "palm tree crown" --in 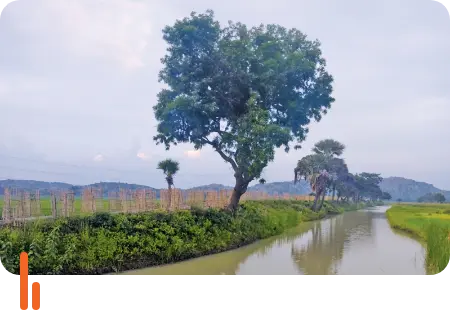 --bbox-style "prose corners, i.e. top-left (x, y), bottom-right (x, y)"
top-left (312, 139), bottom-right (345, 157)
top-left (157, 159), bottom-right (180, 186)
